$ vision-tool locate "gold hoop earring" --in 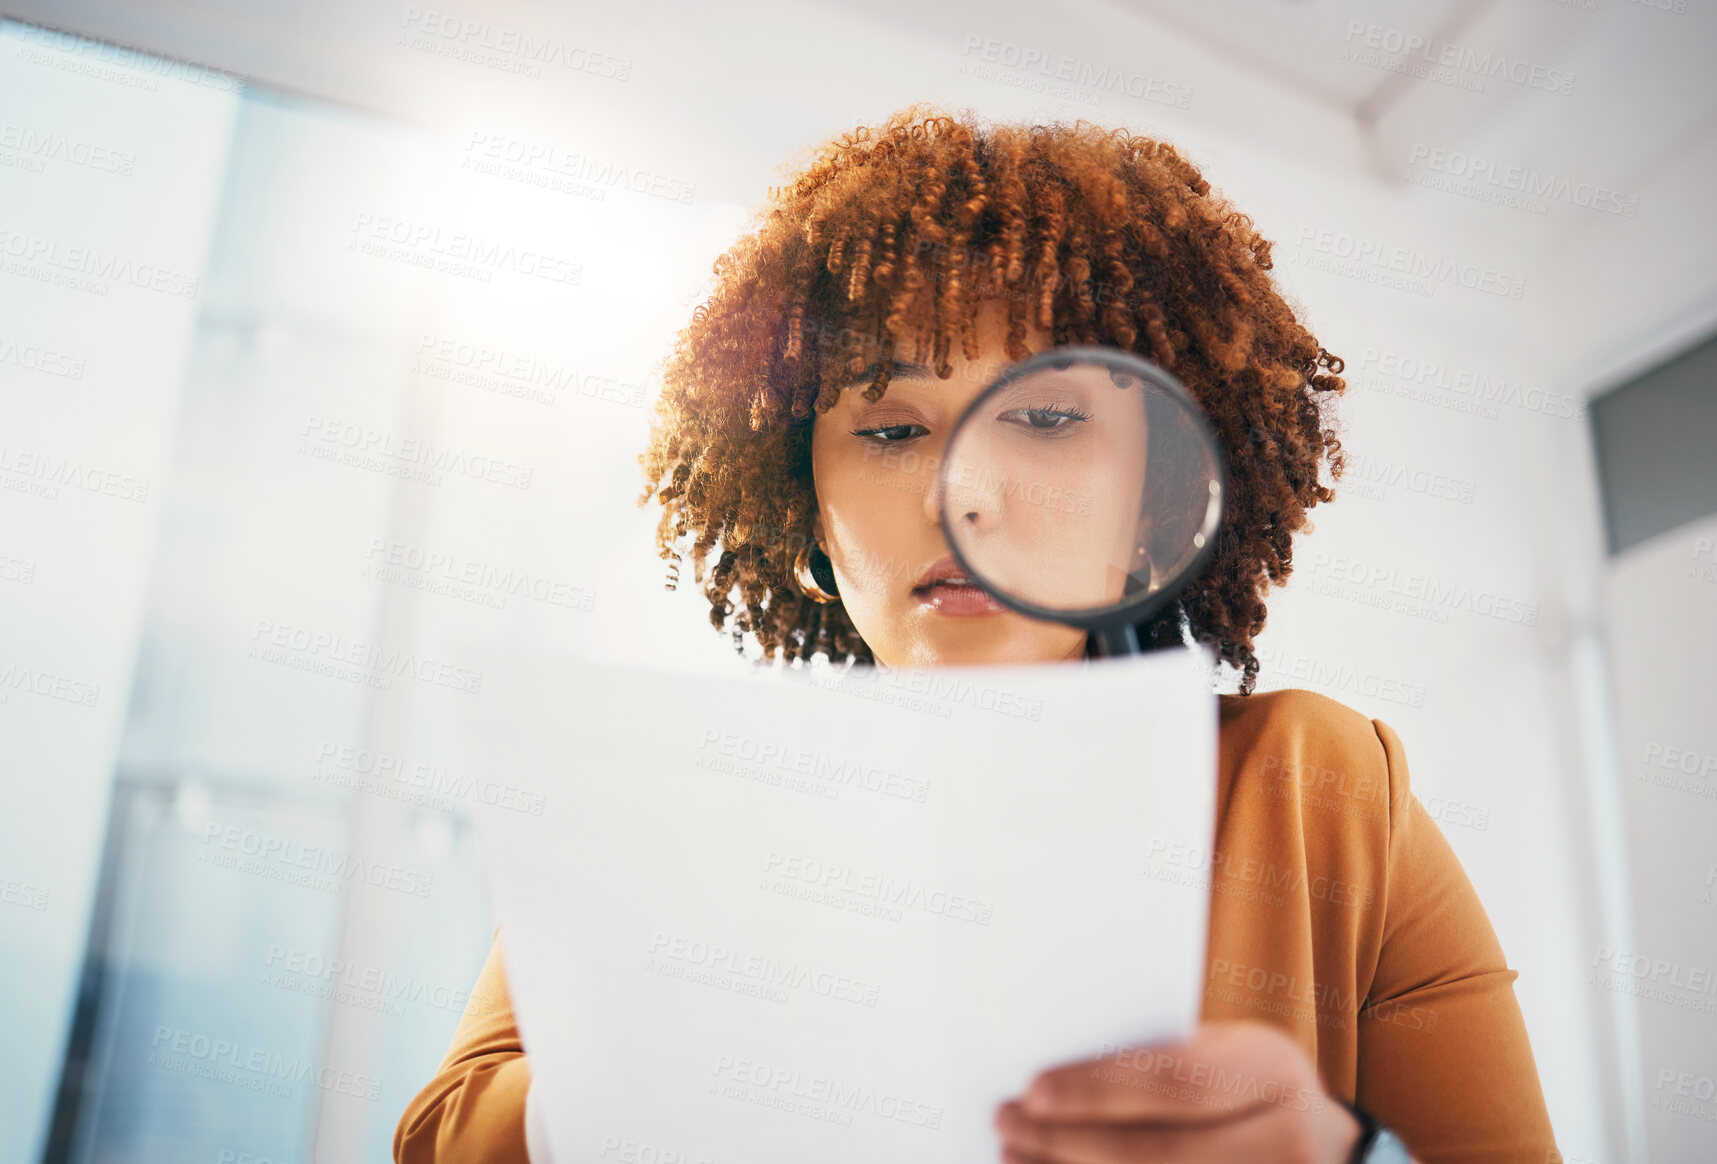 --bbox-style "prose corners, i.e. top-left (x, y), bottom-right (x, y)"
top-left (793, 542), bottom-right (840, 604)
